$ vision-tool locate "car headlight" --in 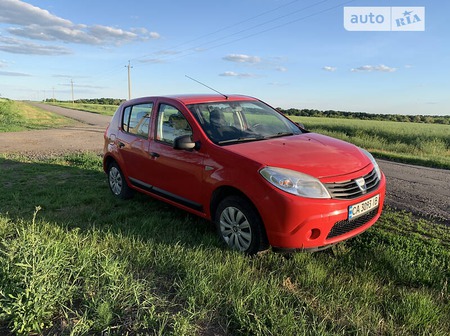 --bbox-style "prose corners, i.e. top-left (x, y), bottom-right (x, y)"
top-left (360, 148), bottom-right (381, 180)
top-left (260, 167), bottom-right (331, 199)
